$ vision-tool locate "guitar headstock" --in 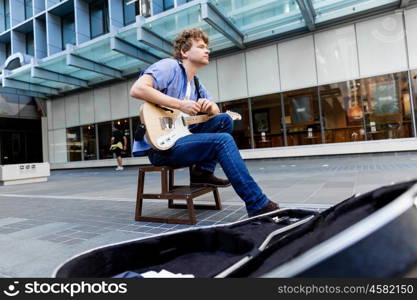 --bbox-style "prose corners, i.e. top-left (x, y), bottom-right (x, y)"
top-left (225, 110), bottom-right (242, 121)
